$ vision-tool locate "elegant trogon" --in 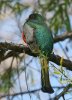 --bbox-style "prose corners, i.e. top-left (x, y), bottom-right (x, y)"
top-left (22, 13), bottom-right (54, 93)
